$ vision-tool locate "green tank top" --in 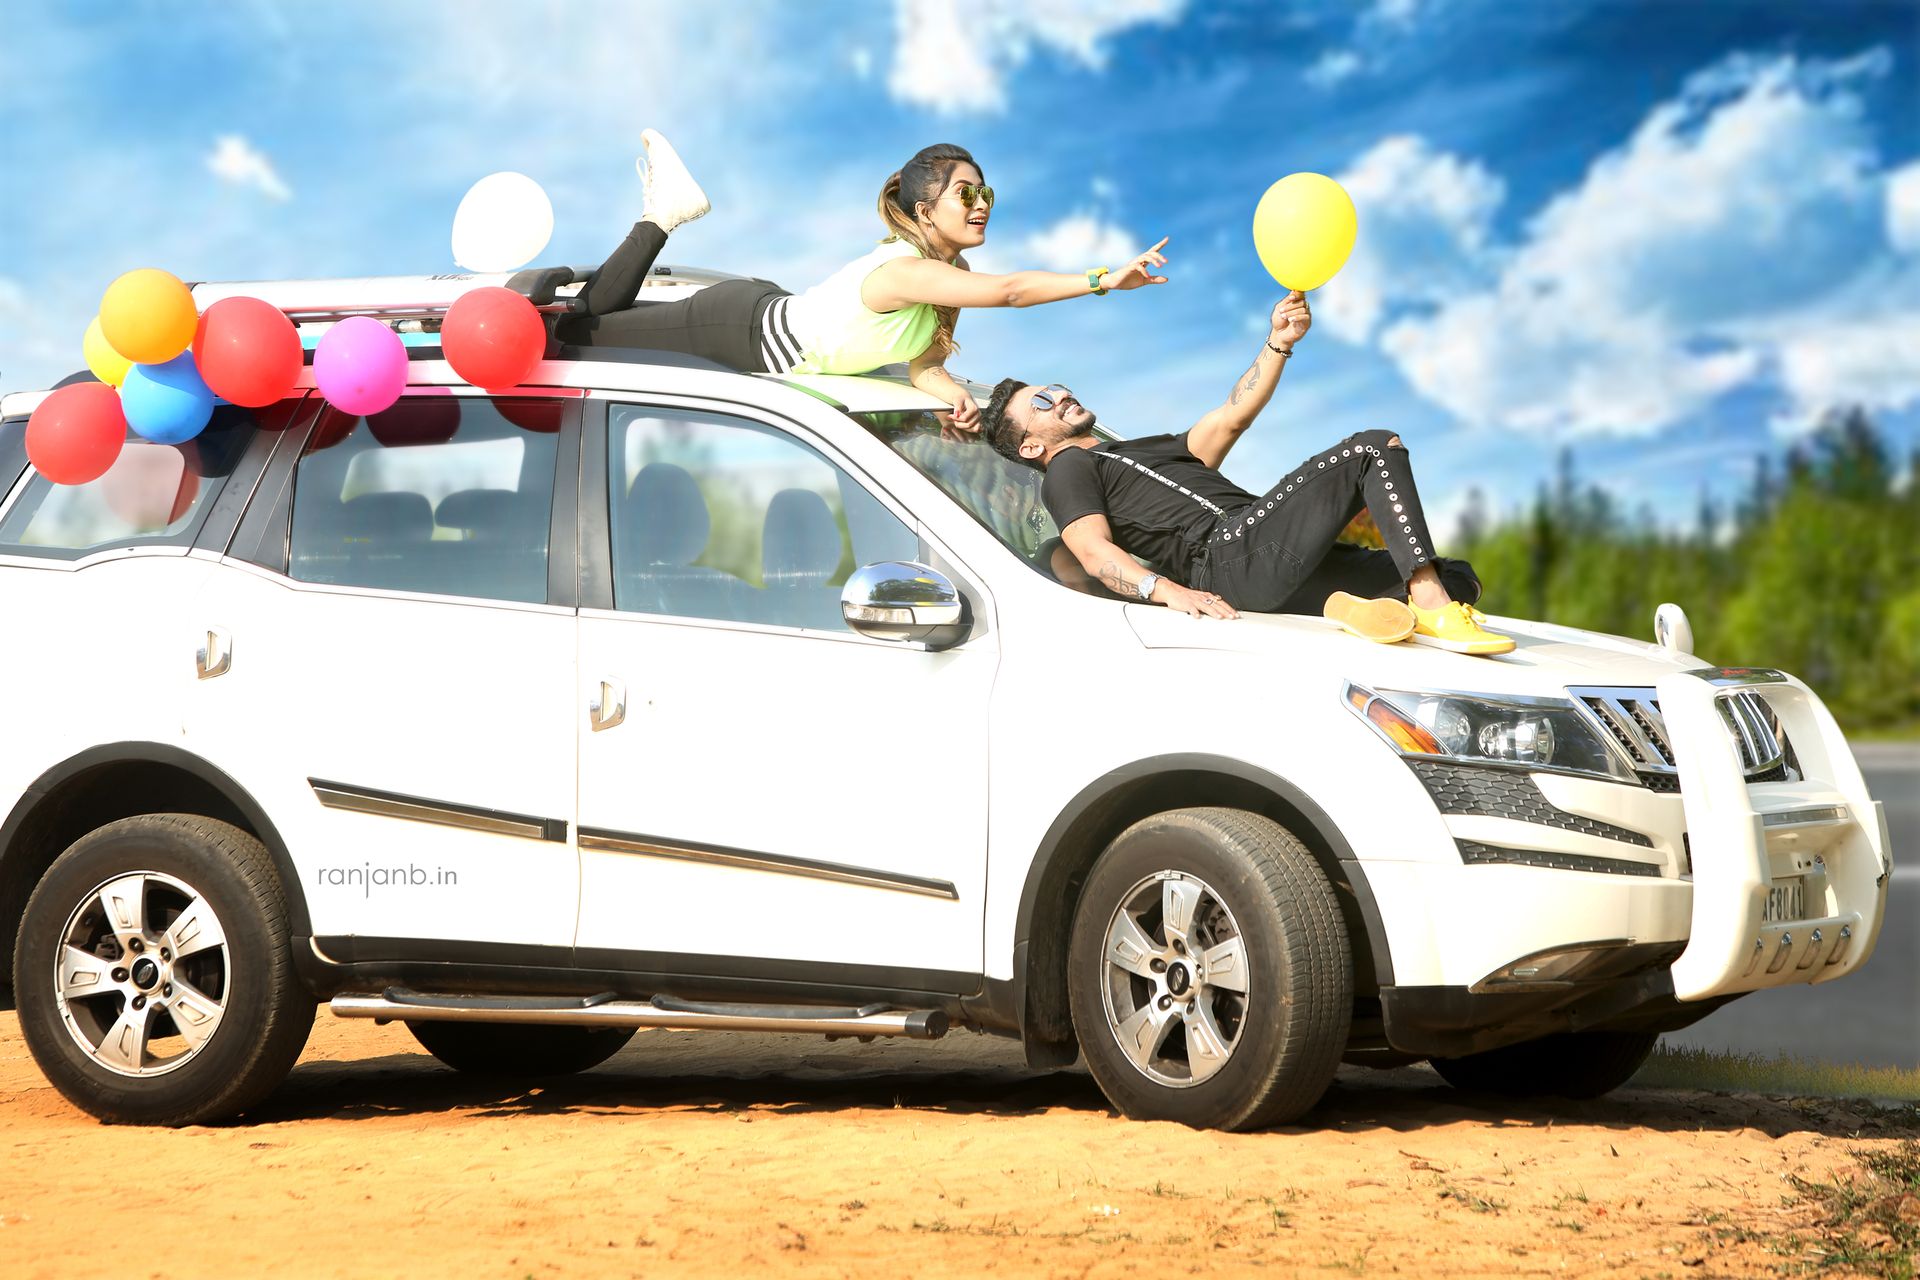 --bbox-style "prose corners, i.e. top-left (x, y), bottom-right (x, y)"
top-left (783, 239), bottom-right (939, 375)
